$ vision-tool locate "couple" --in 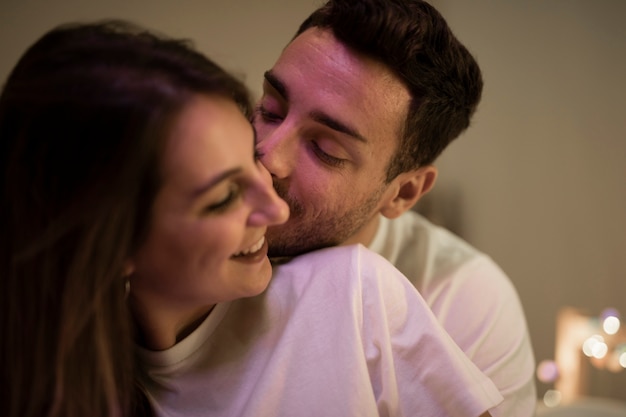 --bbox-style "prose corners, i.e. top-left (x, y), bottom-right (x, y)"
top-left (0, 0), bottom-right (535, 416)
